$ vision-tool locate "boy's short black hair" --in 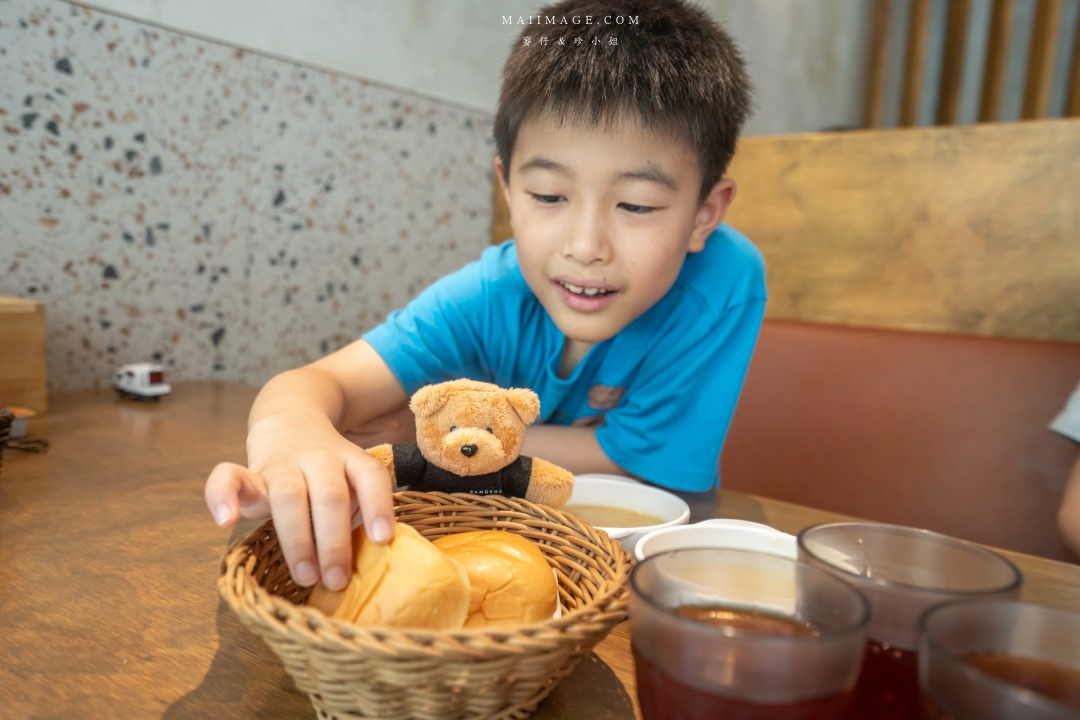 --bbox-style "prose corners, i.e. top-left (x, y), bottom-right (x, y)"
top-left (494, 0), bottom-right (752, 202)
